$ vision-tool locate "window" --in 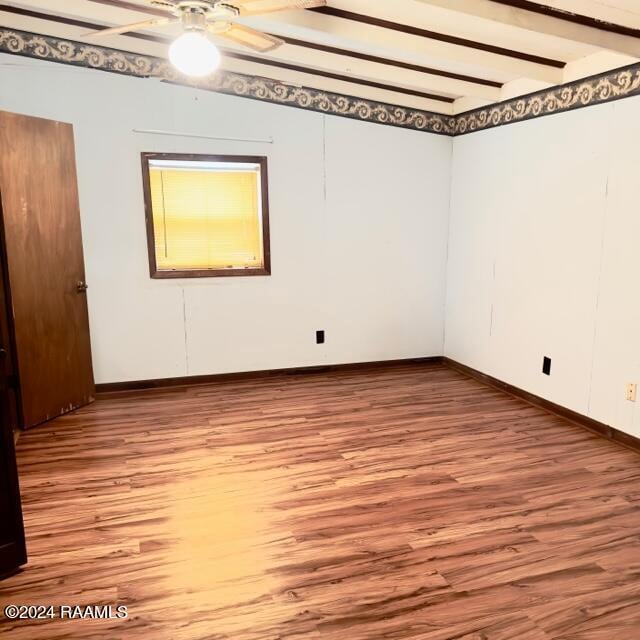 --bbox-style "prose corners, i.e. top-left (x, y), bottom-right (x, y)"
top-left (141, 153), bottom-right (270, 278)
